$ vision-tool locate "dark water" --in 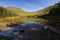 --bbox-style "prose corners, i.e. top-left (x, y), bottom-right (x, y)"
top-left (0, 22), bottom-right (60, 40)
